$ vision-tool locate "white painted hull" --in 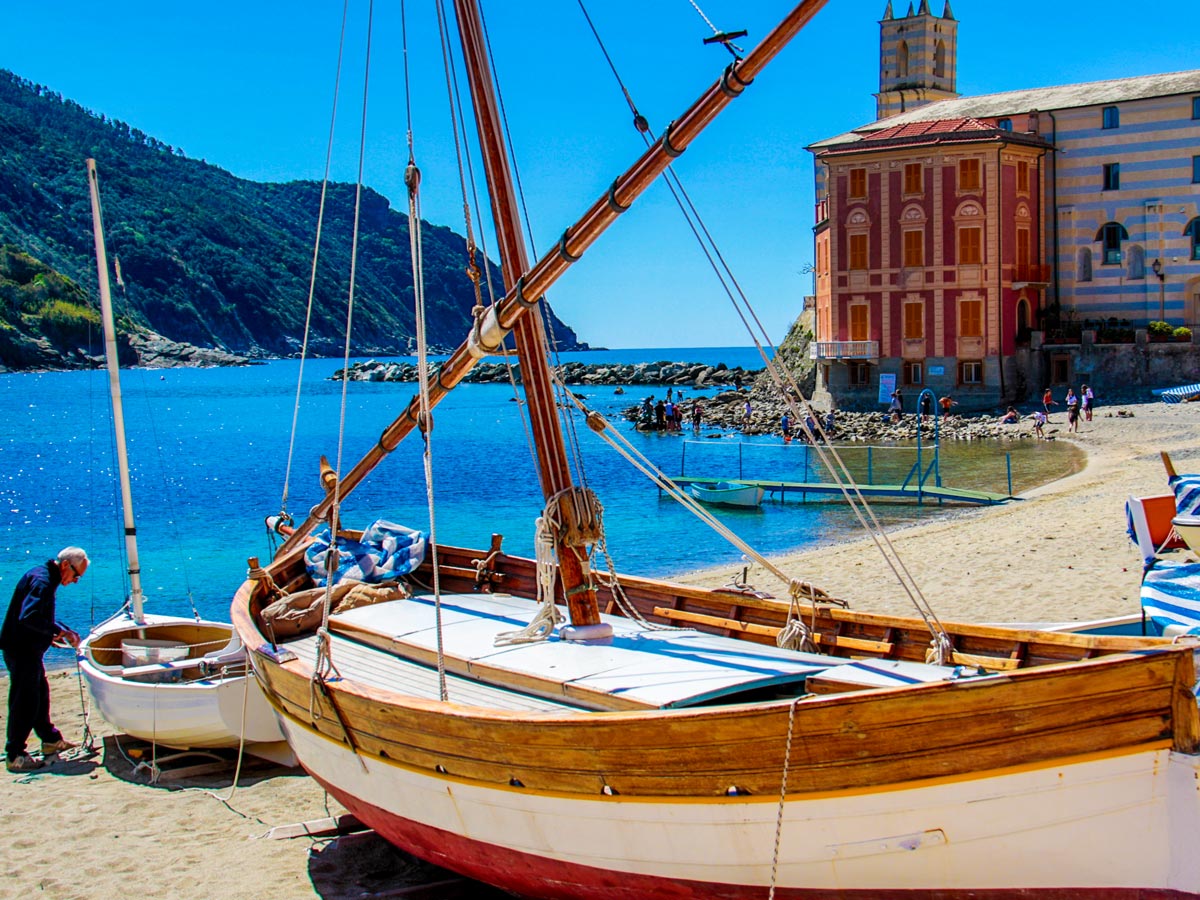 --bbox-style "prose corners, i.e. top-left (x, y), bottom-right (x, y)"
top-left (1174, 515), bottom-right (1200, 554)
top-left (689, 483), bottom-right (765, 508)
top-left (280, 710), bottom-right (1200, 898)
top-left (79, 615), bottom-right (288, 754)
